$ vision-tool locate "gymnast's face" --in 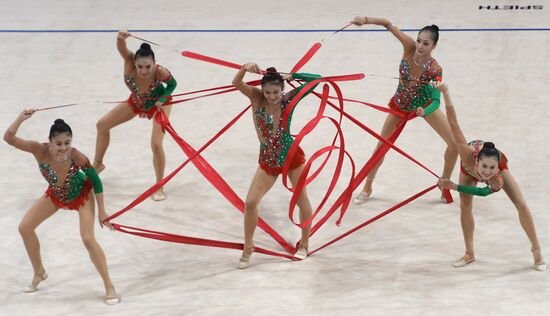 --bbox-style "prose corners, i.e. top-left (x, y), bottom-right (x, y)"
top-left (262, 83), bottom-right (283, 105)
top-left (135, 57), bottom-right (155, 78)
top-left (475, 156), bottom-right (499, 180)
top-left (415, 31), bottom-right (436, 57)
top-left (49, 132), bottom-right (72, 160)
